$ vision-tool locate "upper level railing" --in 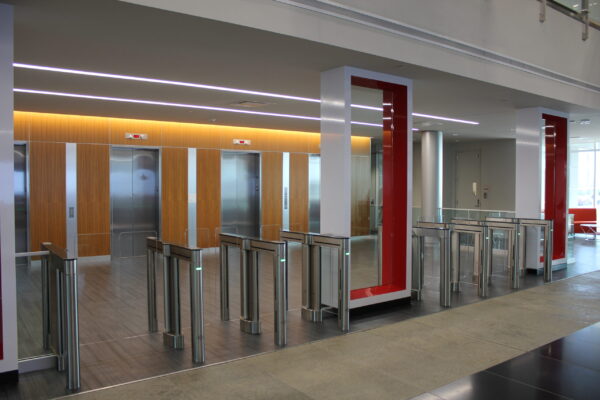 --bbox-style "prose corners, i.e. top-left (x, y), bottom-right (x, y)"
top-left (542, 0), bottom-right (599, 40)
